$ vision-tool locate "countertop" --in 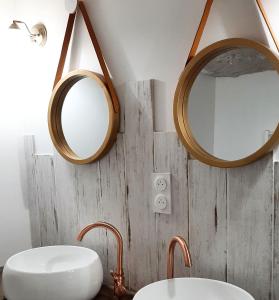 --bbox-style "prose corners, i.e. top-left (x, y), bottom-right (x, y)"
top-left (95, 286), bottom-right (134, 300)
top-left (0, 270), bottom-right (134, 300)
